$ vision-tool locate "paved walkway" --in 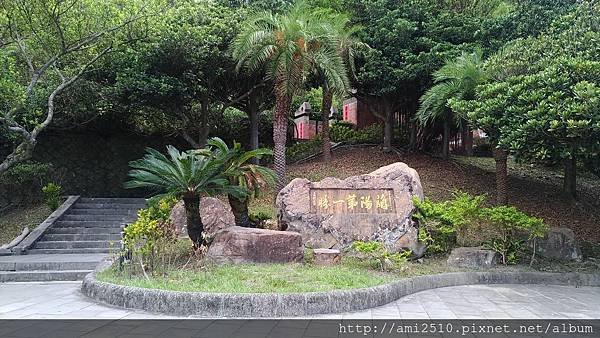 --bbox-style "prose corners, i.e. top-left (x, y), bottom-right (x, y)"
top-left (0, 282), bottom-right (599, 319)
